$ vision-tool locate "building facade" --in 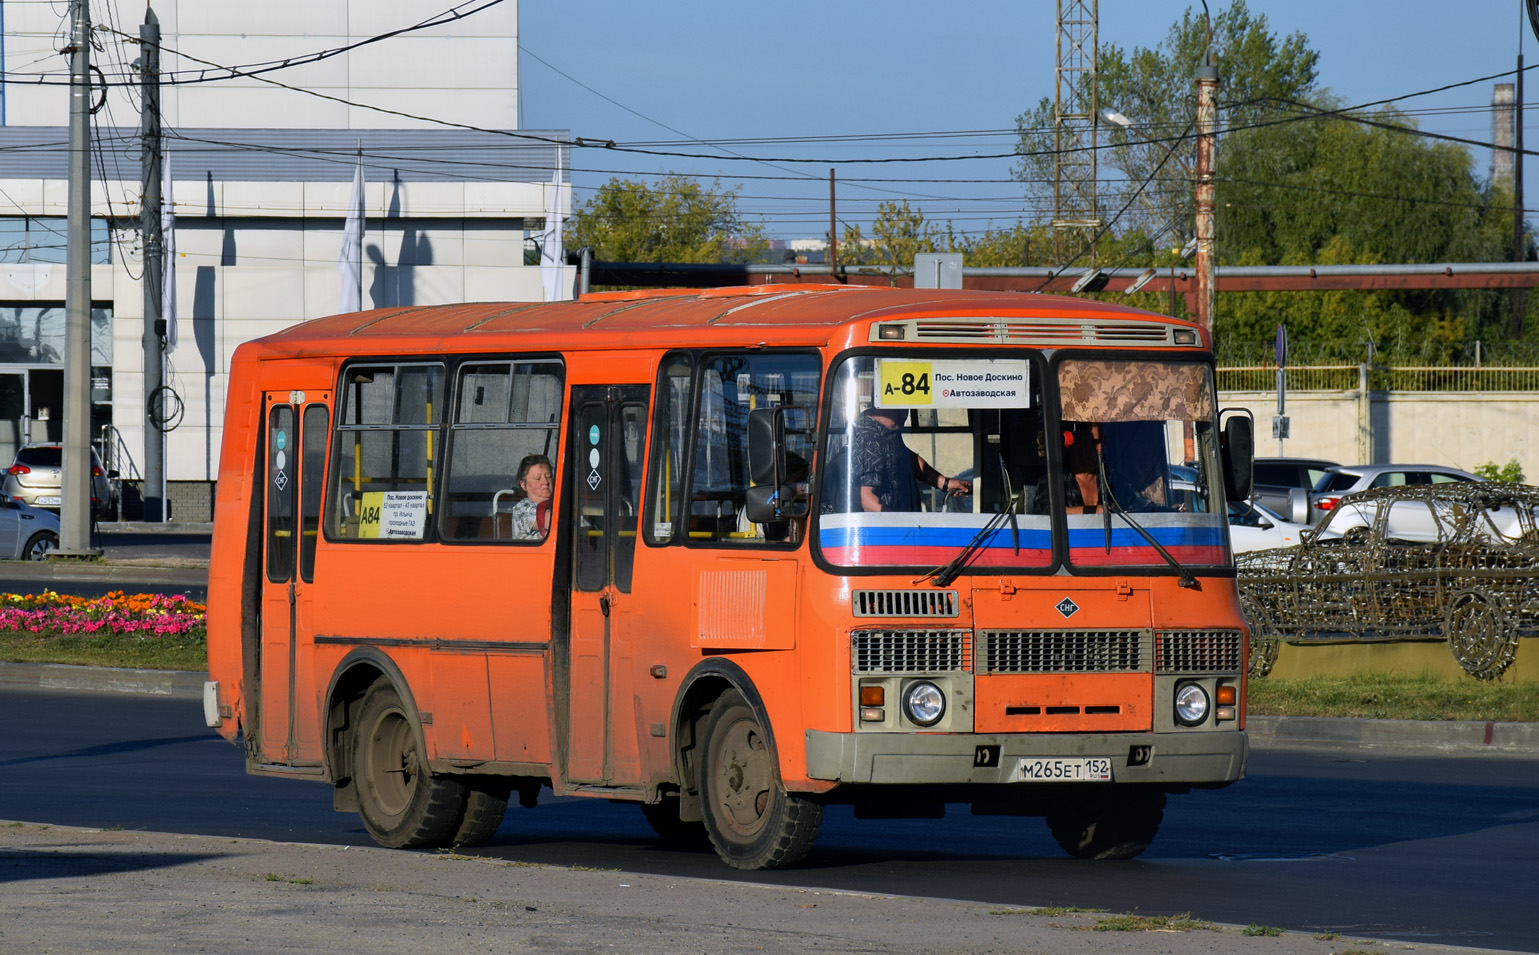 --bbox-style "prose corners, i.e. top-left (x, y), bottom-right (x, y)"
top-left (0, 1), bottom-right (570, 520)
